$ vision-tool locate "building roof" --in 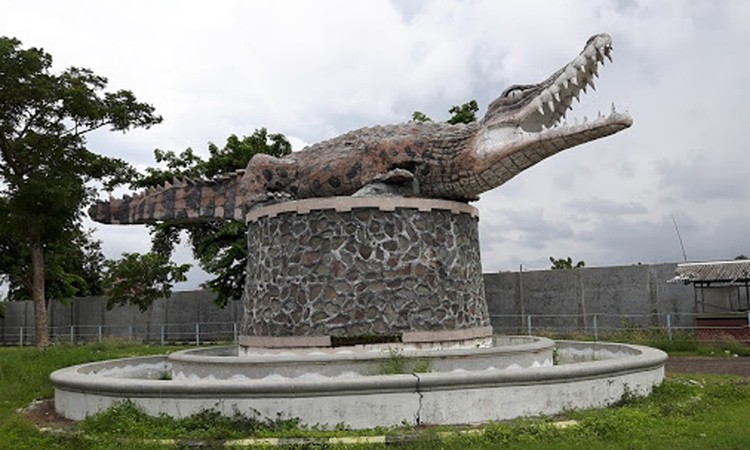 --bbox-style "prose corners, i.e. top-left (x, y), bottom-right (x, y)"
top-left (670, 260), bottom-right (750, 284)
